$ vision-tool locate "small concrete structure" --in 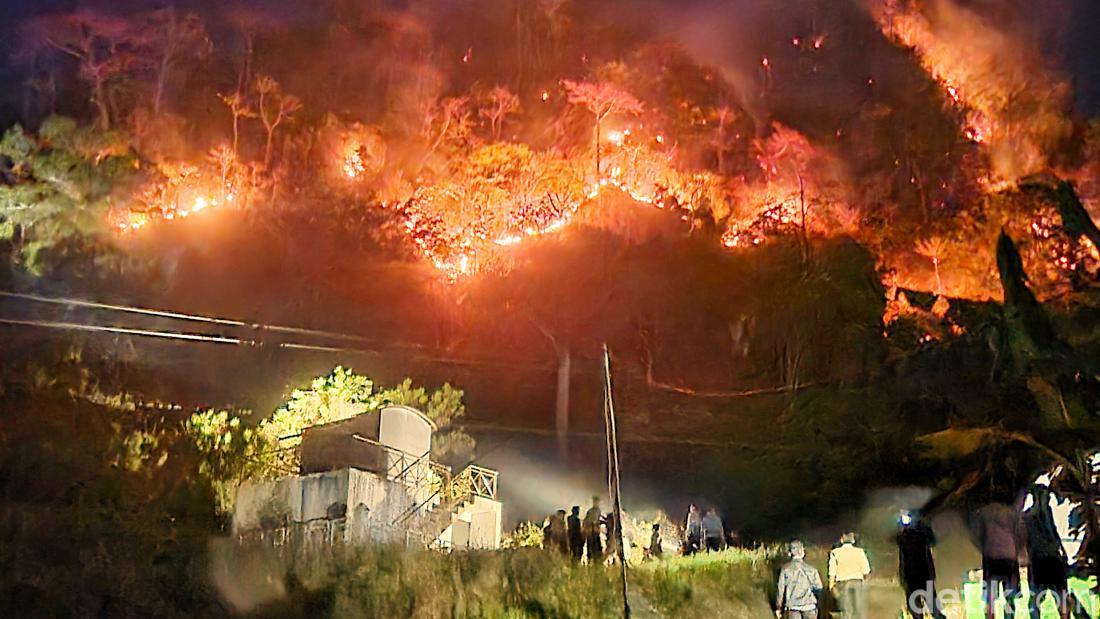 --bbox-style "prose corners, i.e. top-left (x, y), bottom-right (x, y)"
top-left (233, 405), bottom-right (502, 552)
